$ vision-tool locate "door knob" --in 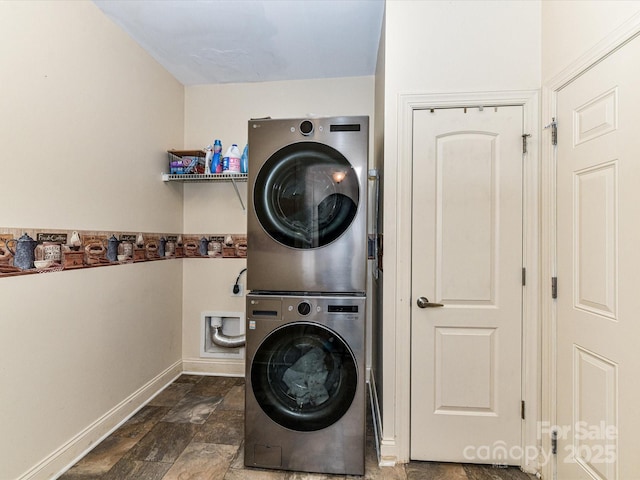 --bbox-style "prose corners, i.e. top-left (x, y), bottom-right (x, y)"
top-left (416, 297), bottom-right (444, 308)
